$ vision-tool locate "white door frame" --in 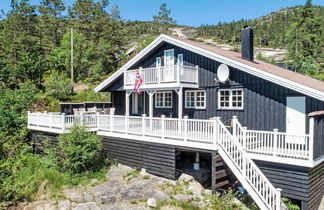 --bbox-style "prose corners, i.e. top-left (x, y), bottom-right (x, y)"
top-left (286, 96), bottom-right (306, 142)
